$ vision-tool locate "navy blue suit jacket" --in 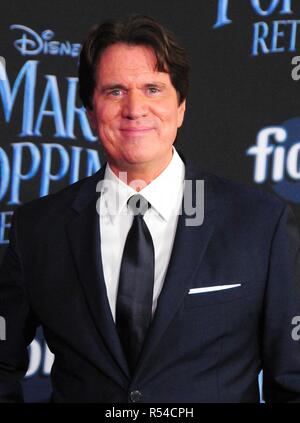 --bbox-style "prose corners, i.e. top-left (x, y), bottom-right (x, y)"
top-left (1, 161), bottom-right (300, 402)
